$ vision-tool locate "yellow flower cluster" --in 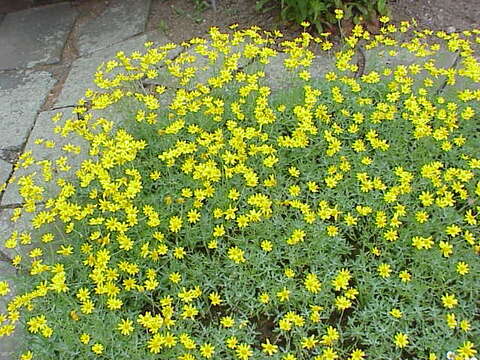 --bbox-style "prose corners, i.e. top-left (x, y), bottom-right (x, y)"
top-left (1, 22), bottom-right (479, 360)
